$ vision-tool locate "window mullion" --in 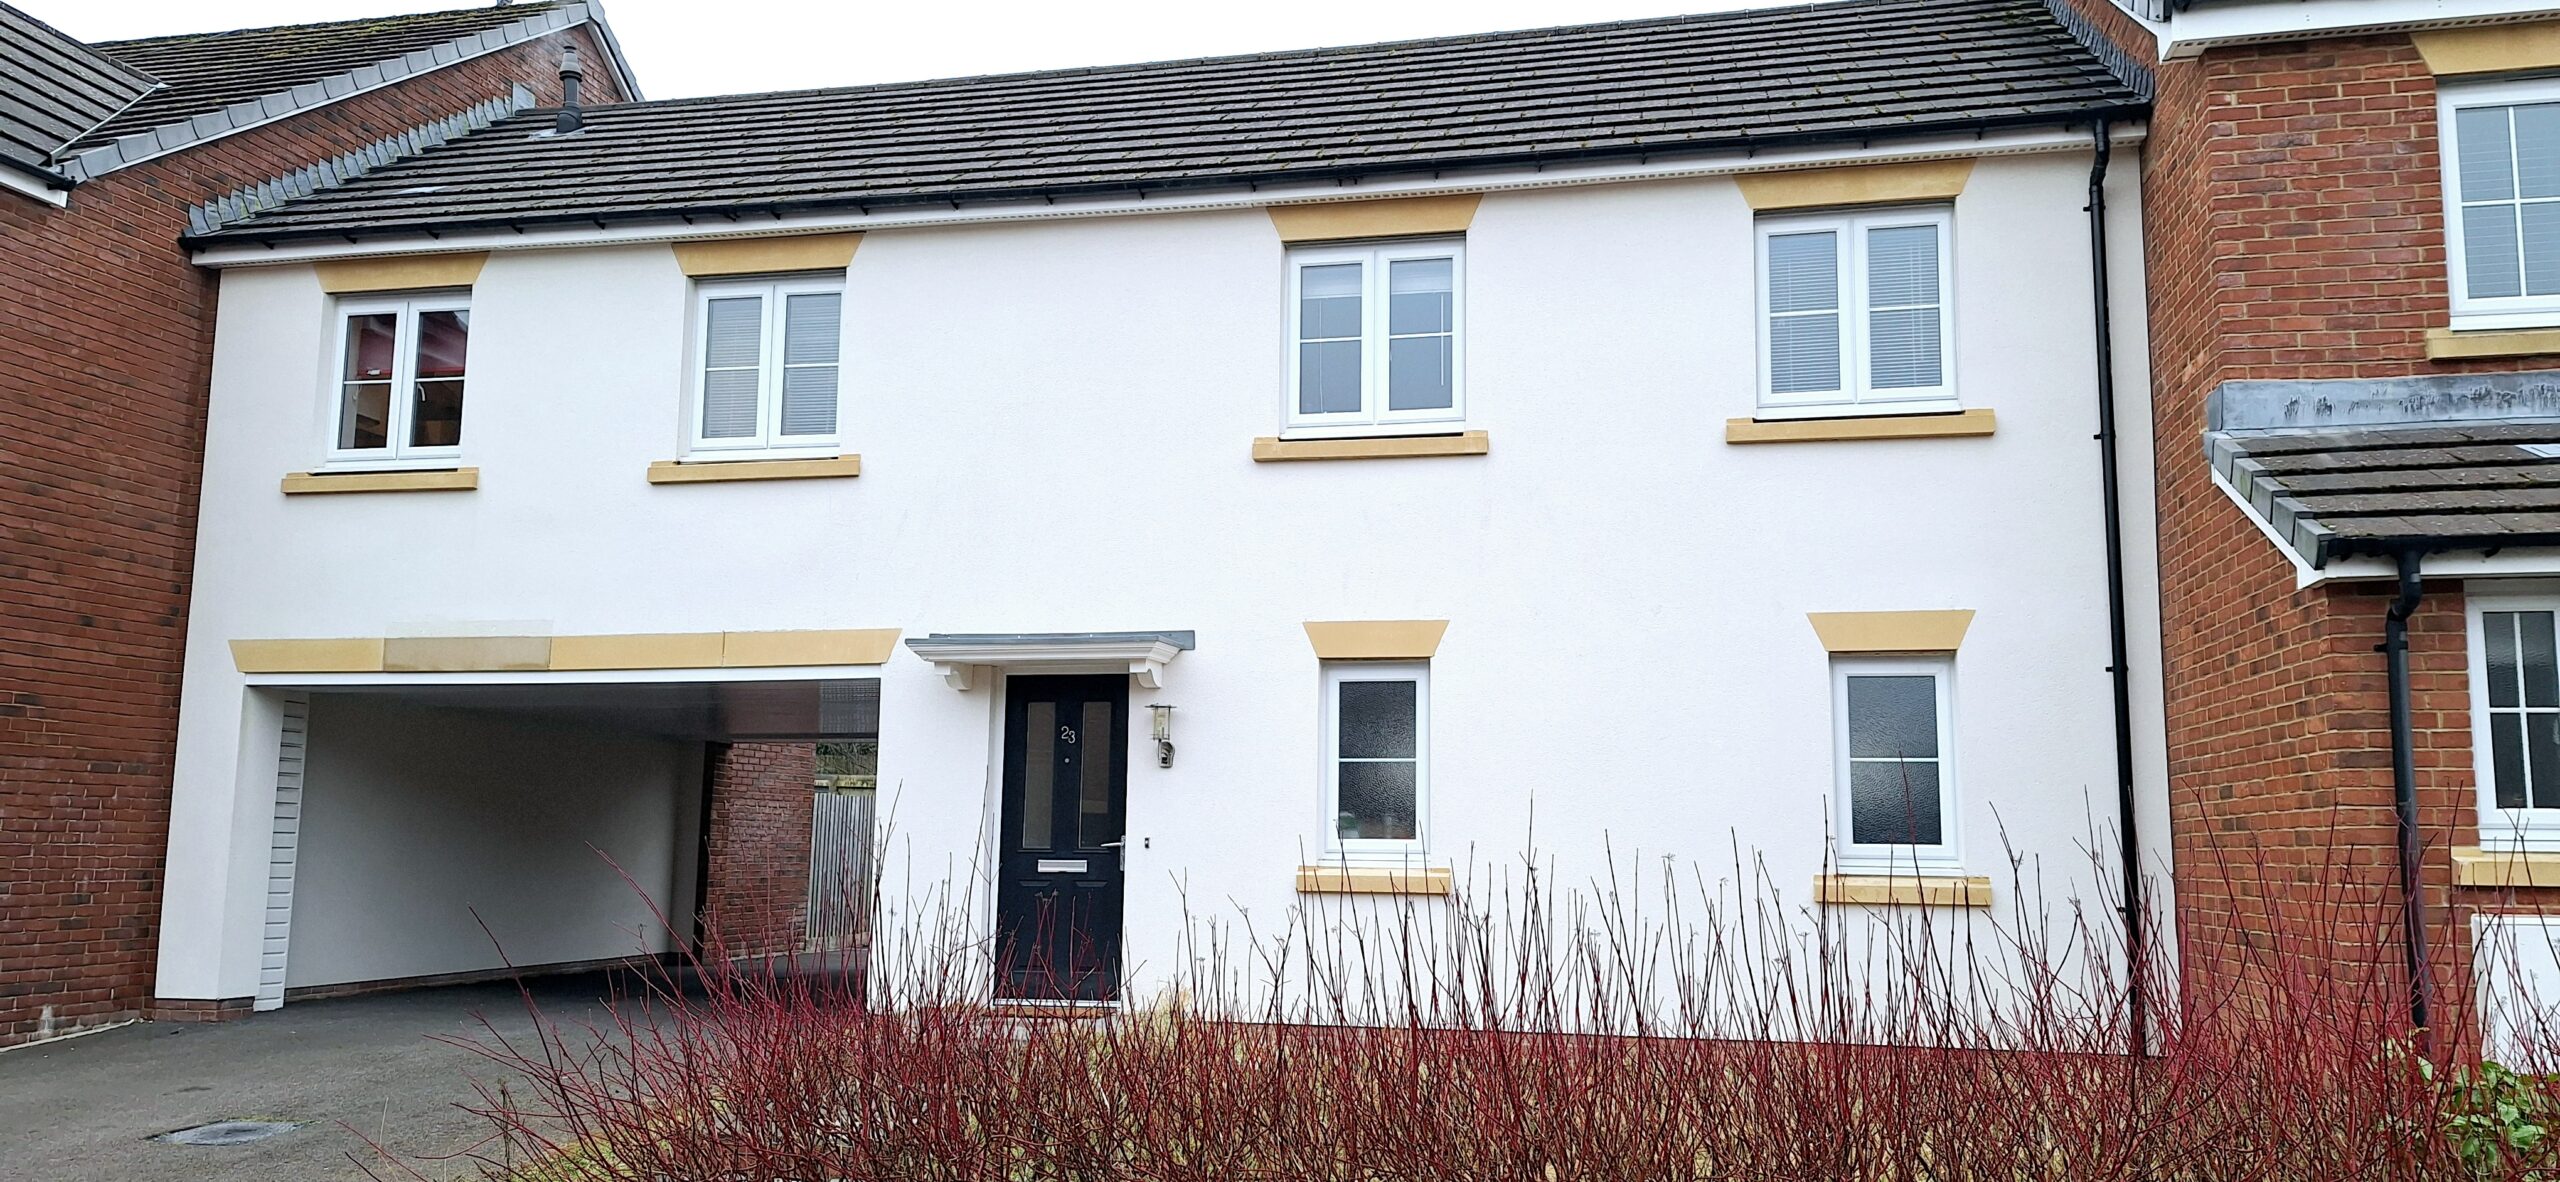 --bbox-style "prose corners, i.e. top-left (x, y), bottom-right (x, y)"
top-left (388, 302), bottom-right (417, 458)
top-left (1841, 219), bottom-right (1867, 405)
top-left (1365, 252), bottom-right (1387, 425)
top-left (760, 285), bottom-right (785, 447)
